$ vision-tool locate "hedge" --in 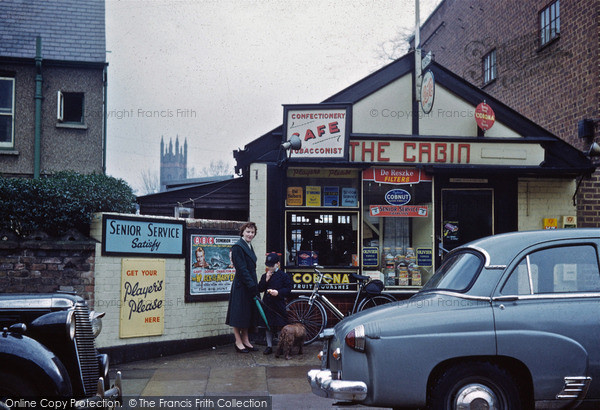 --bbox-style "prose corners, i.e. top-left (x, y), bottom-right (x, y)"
top-left (0, 171), bottom-right (137, 237)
